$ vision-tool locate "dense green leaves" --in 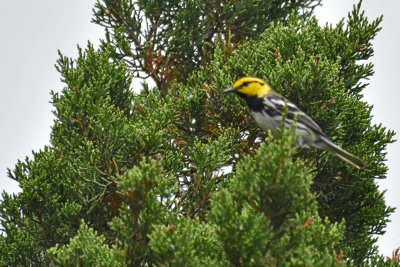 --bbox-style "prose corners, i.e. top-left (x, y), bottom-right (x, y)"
top-left (1, 1), bottom-right (398, 266)
top-left (209, 130), bottom-right (345, 266)
top-left (48, 221), bottom-right (123, 266)
top-left (92, 0), bottom-right (322, 95)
